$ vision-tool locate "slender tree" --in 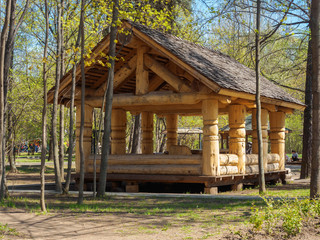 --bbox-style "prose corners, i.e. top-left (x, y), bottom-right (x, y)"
top-left (301, 39), bottom-right (312, 179)
top-left (97, 0), bottom-right (119, 197)
top-left (310, 0), bottom-right (320, 199)
top-left (40, 0), bottom-right (49, 212)
top-left (78, 0), bottom-right (87, 204)
top-left (59, 0), bottom-right (65, 182)
top-left (52, 0), bottom-right (63, 192)
top-left (0, 0), bottom-right (12, 199)
top-left (255, 0), bottom-right (266, 194)
top-left (59, 105), bottom-right (65, 181)
top-left (64, 30), bottom-right (81, 194)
